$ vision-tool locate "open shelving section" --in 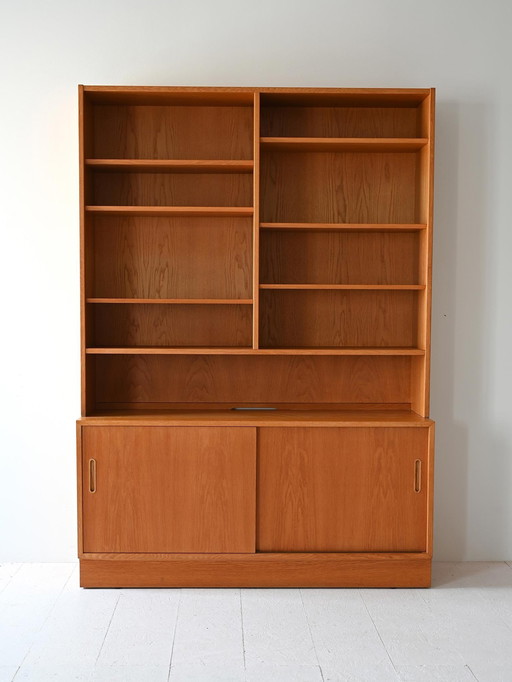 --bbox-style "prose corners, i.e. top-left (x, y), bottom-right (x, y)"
top-left (80, 86), bottom-right (434, 414)
top-left (78, 87), bottom-right (435, 588)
